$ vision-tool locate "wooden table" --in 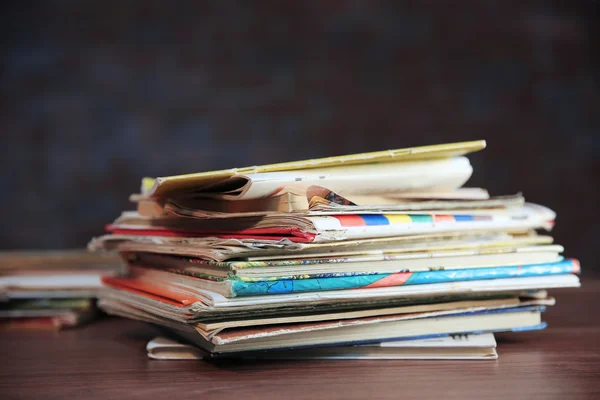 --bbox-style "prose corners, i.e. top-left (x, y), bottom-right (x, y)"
top-left (1, 281), bottom-right (599, 400)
